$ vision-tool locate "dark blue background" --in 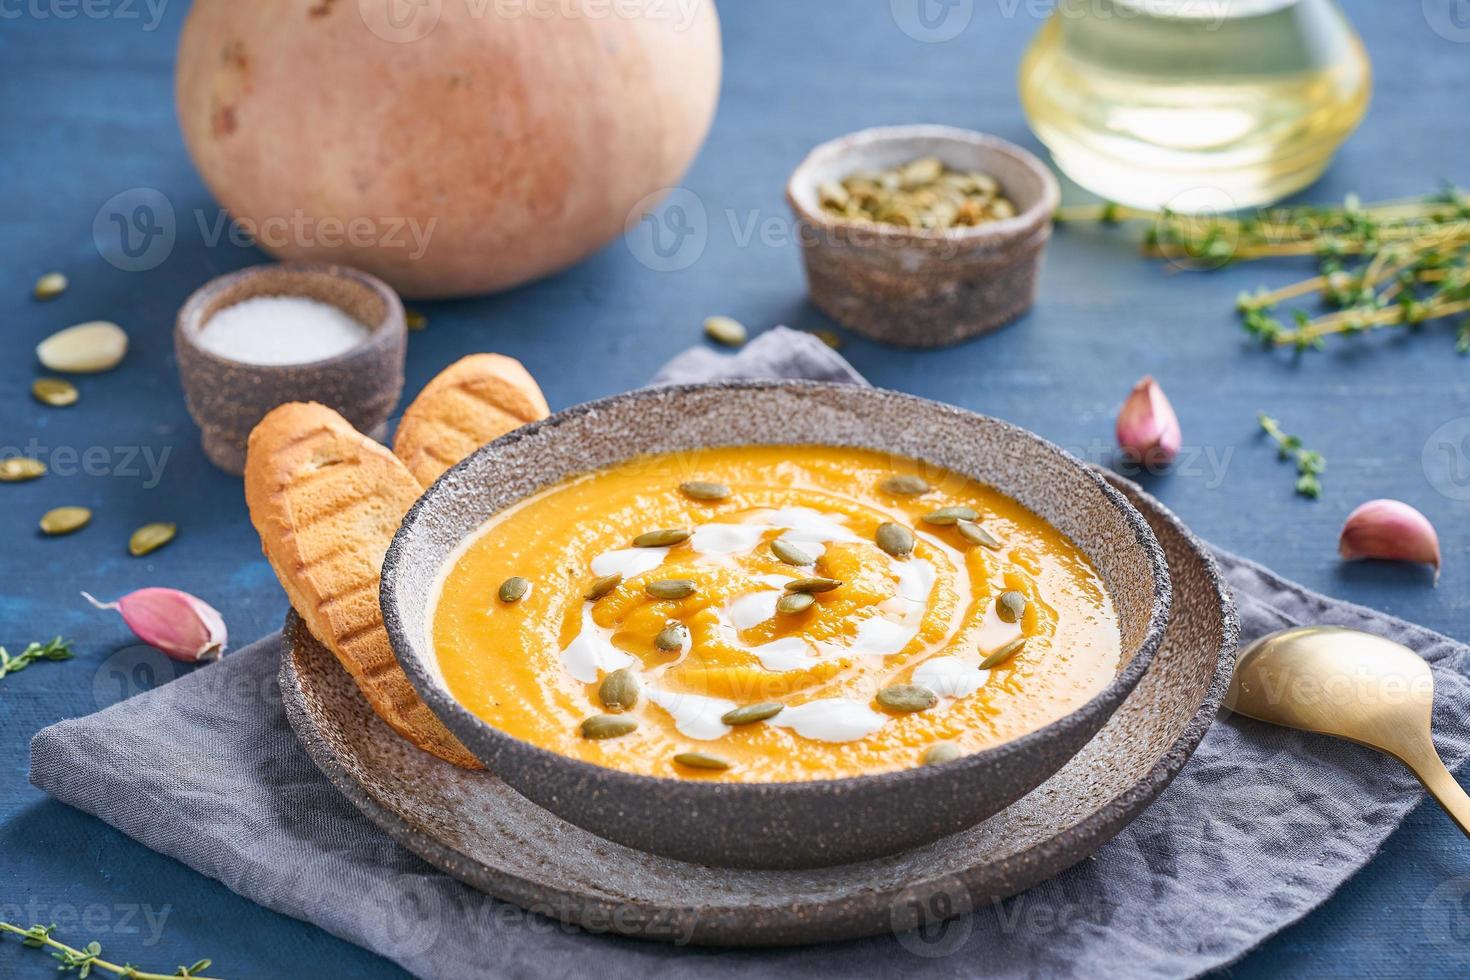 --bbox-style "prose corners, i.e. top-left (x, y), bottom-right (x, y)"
top-left (4, 1), bottom-right (1469, 976)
